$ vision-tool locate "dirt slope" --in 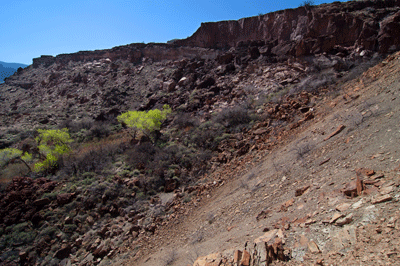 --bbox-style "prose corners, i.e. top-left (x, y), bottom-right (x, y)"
top-left (121, 51), bottom-right (400, 266)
